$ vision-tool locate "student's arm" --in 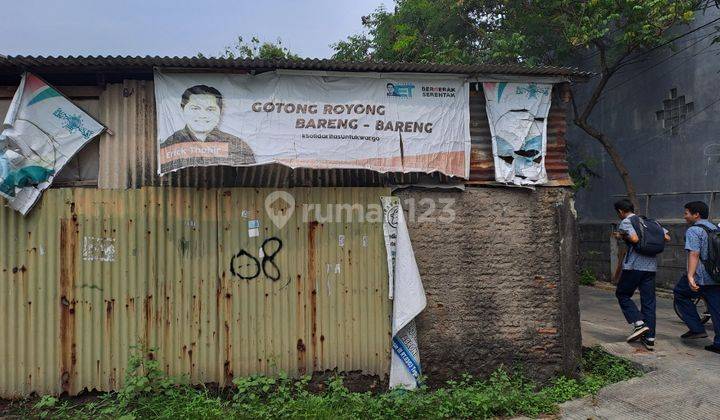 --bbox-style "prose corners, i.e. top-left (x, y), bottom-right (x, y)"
top-left (618, 219), bottom-right (639, 244)
top-left (687, 252), bottom-right (701, 291)
top-left (685, 227), bottom-right (701, 291)
top-left (626, 233), bottom-right (640, 244)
